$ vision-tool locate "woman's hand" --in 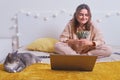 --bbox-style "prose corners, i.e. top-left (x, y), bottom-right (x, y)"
top-left (78, 39), bottom-right (93, 46)
top-left (67, 39), bottom-right (78, 45)
top-left (67, 39), bottom-right (94, 46)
